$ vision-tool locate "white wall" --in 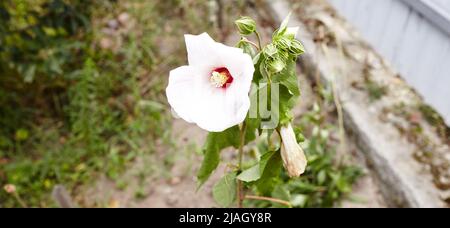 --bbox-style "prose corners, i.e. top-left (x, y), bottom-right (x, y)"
top-left (328, 0), bottom-right (450, 126)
